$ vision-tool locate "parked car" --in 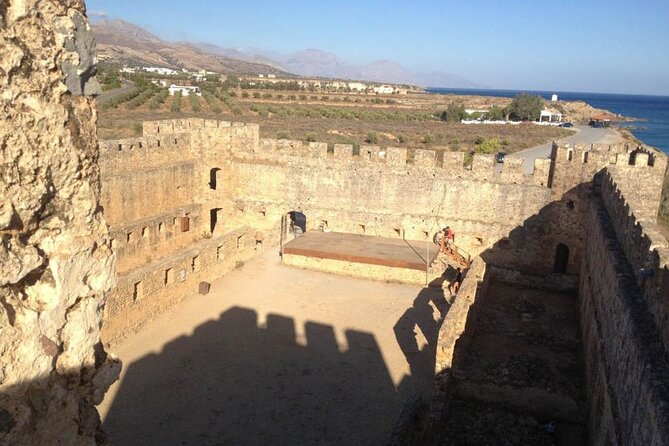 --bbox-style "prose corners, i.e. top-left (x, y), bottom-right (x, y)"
top-left (496, 151), bottom-right (507, 163)
top-left (560, 122), bottom-right (574, 128)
